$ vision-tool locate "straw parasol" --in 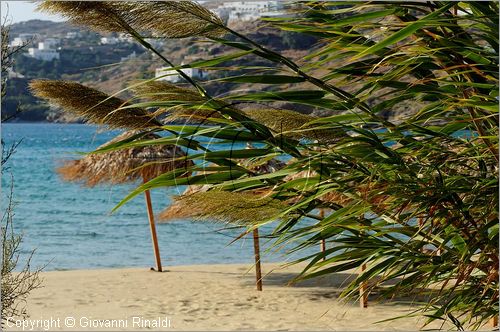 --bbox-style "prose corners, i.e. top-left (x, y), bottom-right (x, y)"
top-left (159, 154), bottom-right (286, 291)
top-left (159, 188), bottom-right (287, 291)
top-left (57, 130), bottom-right (193, 272)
